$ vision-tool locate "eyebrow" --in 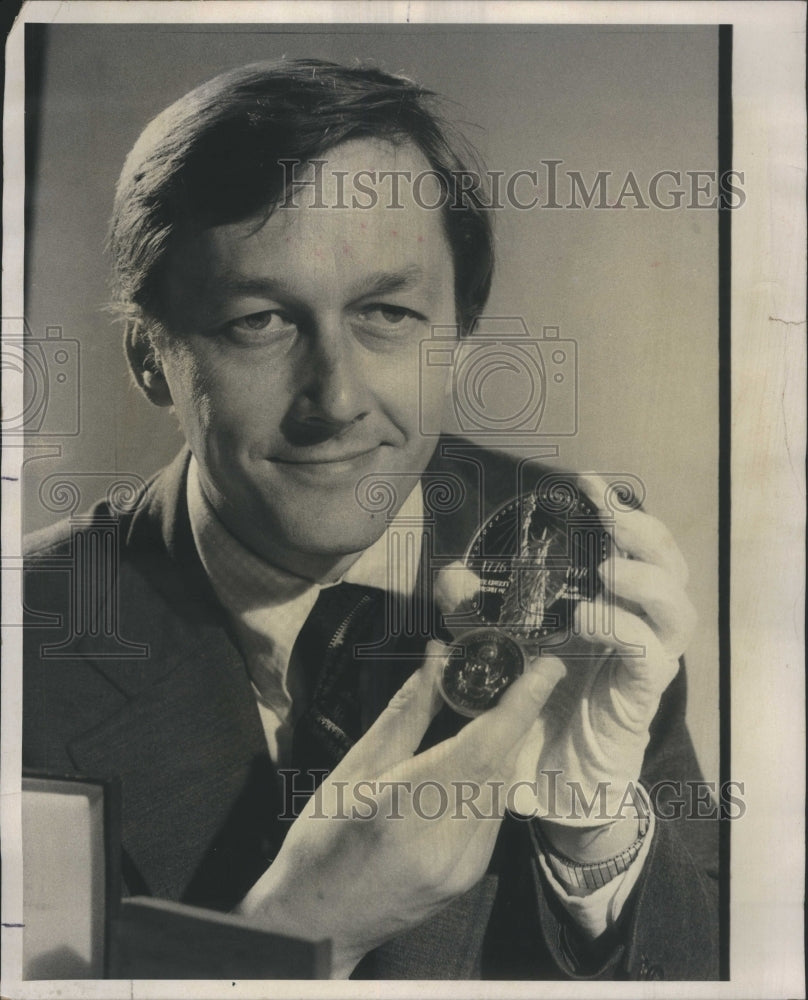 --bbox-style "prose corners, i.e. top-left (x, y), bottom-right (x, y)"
top-left (215, 265), bottom-right (429, 302)
top-left (347, 265), bottom-right (428, 299)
